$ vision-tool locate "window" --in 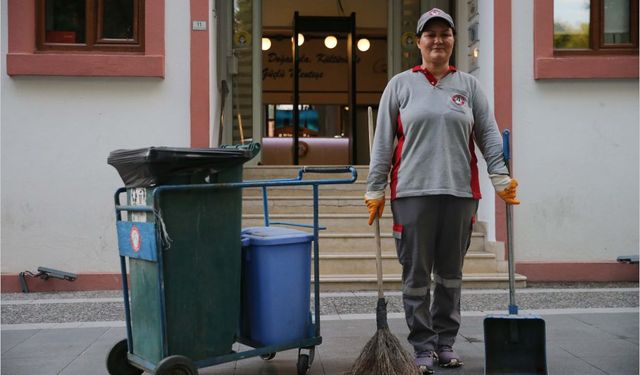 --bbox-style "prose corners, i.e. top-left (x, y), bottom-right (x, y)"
top-left (37, 0), bottom-right (144, 52)
top-left (553, 0), bottom-right (638, 53)
top-left (533, 0), bottom-right (638, 79)
top-left (7, 0), bottom-right (163, 77)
